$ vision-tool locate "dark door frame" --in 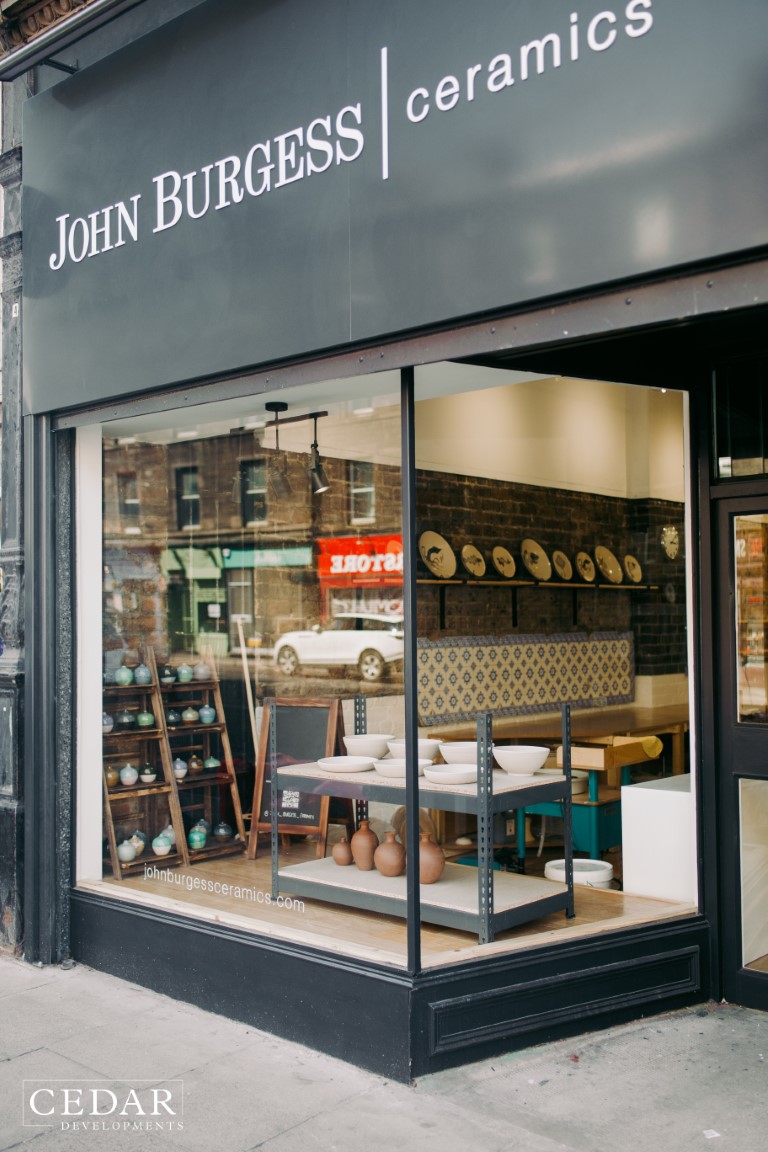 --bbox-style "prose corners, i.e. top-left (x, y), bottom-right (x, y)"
top-left (714, 492), bottom-right (768, 1009)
